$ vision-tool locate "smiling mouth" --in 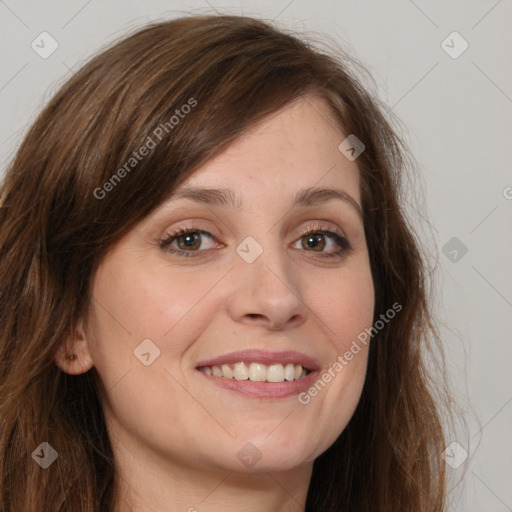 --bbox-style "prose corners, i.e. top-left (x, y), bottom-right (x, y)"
top-left (197, 362), bottom-right (311, 383)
